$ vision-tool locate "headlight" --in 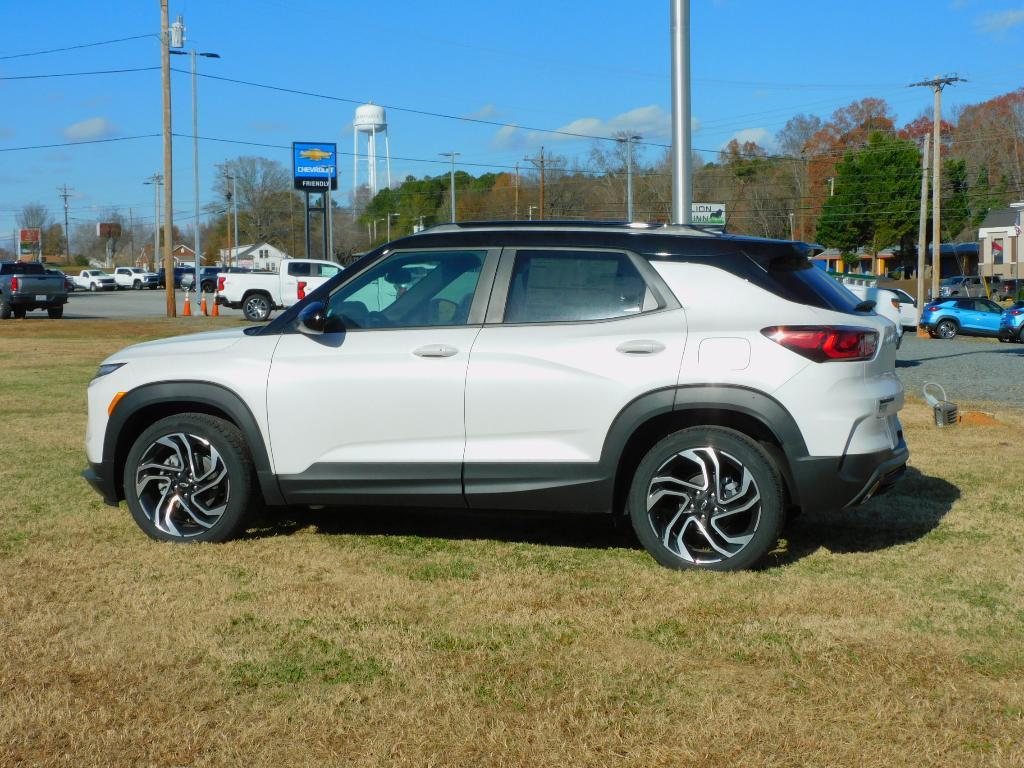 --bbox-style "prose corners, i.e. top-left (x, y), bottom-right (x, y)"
top-left (93, 362), bottom-right (126, 380)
